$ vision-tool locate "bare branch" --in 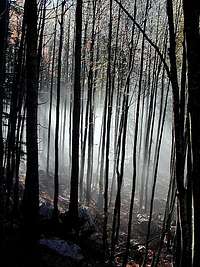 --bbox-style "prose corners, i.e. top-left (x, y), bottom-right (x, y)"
top-left (114, 0), bottom-right (171, 79)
